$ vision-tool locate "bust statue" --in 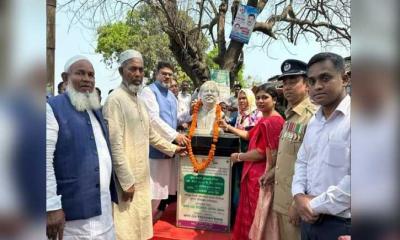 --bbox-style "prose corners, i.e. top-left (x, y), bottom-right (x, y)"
top-left (196, 81), bottom-right (222, 134)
